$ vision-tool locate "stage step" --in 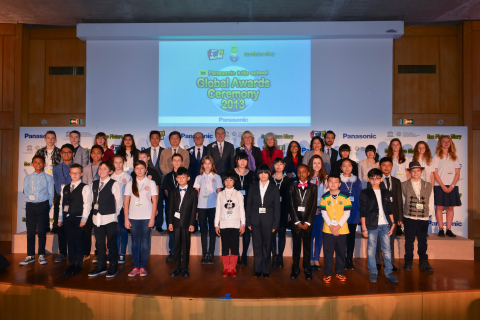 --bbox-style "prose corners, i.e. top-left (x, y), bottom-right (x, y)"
top-left (12, 231), bottom-right (474, 260)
